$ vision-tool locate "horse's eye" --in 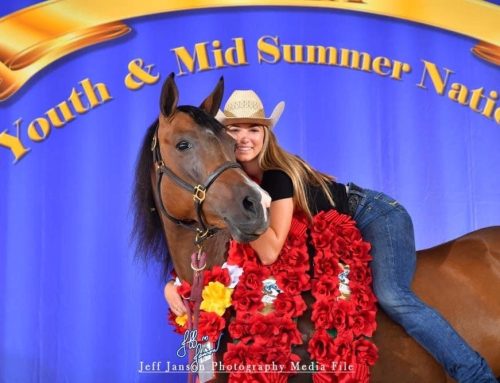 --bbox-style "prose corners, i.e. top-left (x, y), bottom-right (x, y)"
top-left (176, 141), bottom-right (192, 151)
